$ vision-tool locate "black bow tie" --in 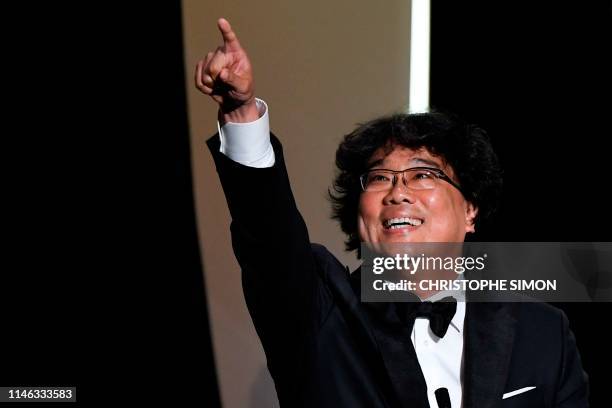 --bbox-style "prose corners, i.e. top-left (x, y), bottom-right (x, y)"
top-left (396, 296), bottom-right (457, 338)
